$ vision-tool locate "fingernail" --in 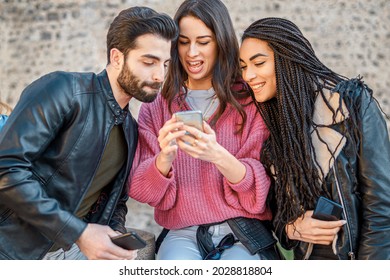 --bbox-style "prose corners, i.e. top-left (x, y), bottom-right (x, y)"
top-left (341, 220), bottom-right (347, 225)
